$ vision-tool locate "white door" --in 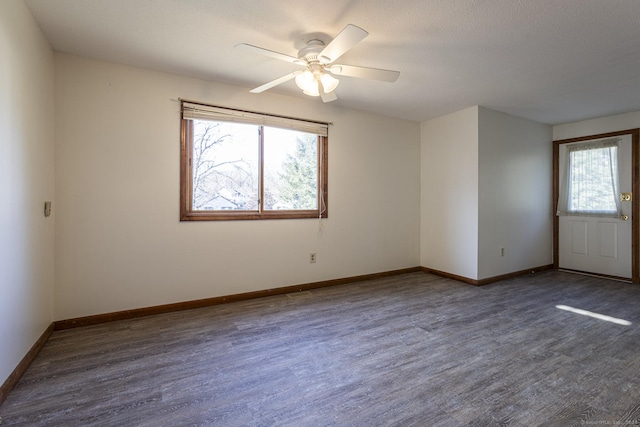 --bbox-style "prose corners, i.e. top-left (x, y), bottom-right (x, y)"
top-left (558, 135), bottom-right (632, 278)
